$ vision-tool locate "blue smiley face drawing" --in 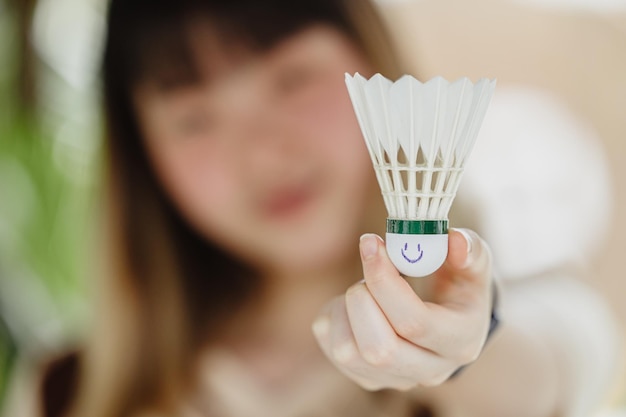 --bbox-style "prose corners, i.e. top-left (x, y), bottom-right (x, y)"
top-left (401, 242), bottom-right (424, 264)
